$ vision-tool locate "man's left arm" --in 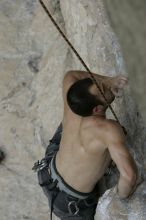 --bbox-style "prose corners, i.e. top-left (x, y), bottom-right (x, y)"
top-left (107, 122), bottom-right (138, 199)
